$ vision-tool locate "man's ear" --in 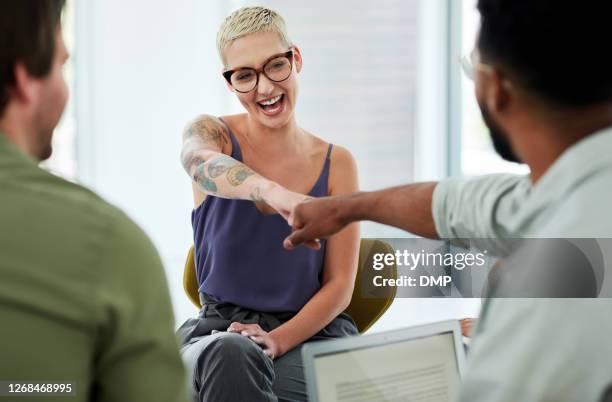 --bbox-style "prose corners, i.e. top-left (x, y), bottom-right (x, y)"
top-left (293, 46), bottom-right (303, 73)
top-left (10, 61), bottom-right (37, 105)
top-left (485, 69), bottom-right (511, 114)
